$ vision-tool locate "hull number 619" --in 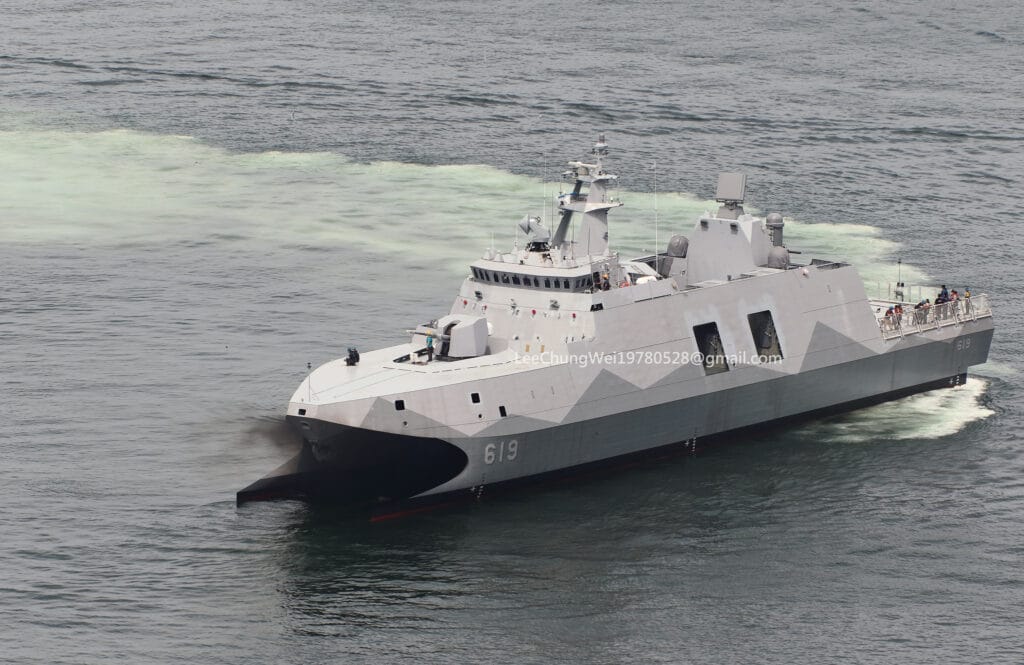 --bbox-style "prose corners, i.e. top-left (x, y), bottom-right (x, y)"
top-left (484, 440), bottom-right (518, 465)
